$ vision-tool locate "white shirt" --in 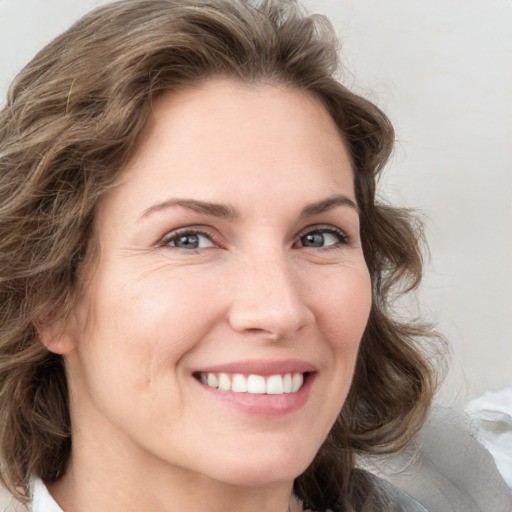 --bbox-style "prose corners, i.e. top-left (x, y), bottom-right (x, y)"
top-left (30, 479), bottom-right (63, 512)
